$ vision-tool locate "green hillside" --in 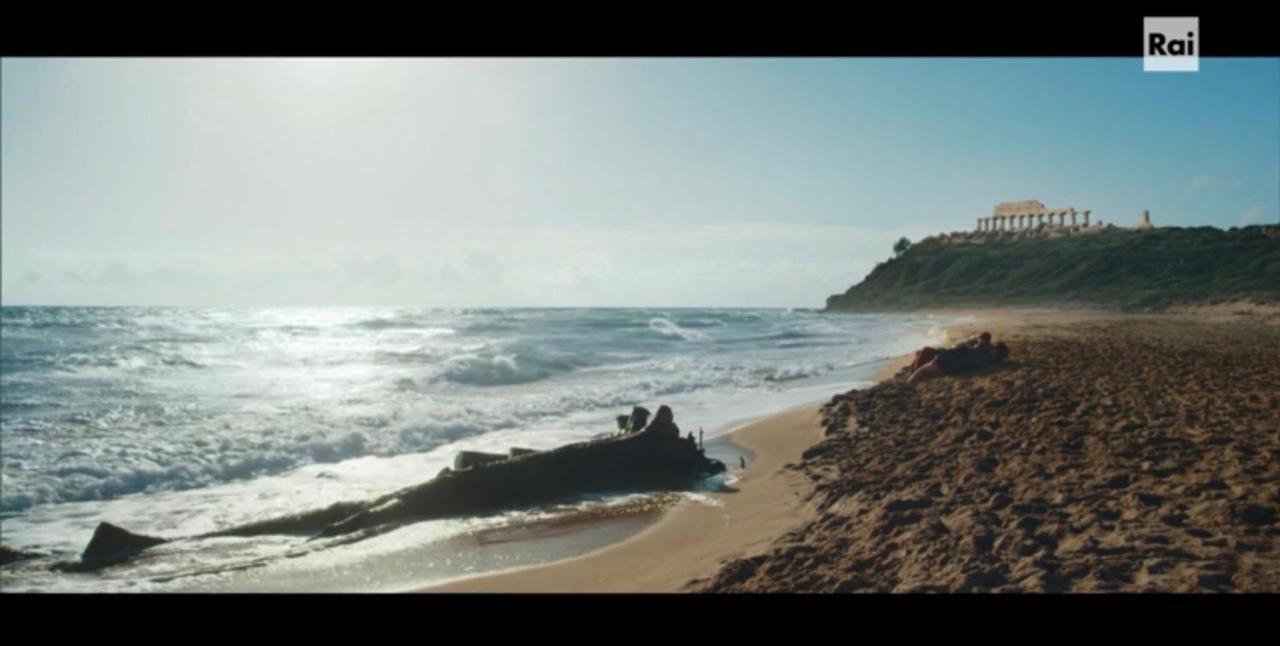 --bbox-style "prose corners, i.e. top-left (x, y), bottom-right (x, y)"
top-left (824, 225), bottom-right (1280, 312)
